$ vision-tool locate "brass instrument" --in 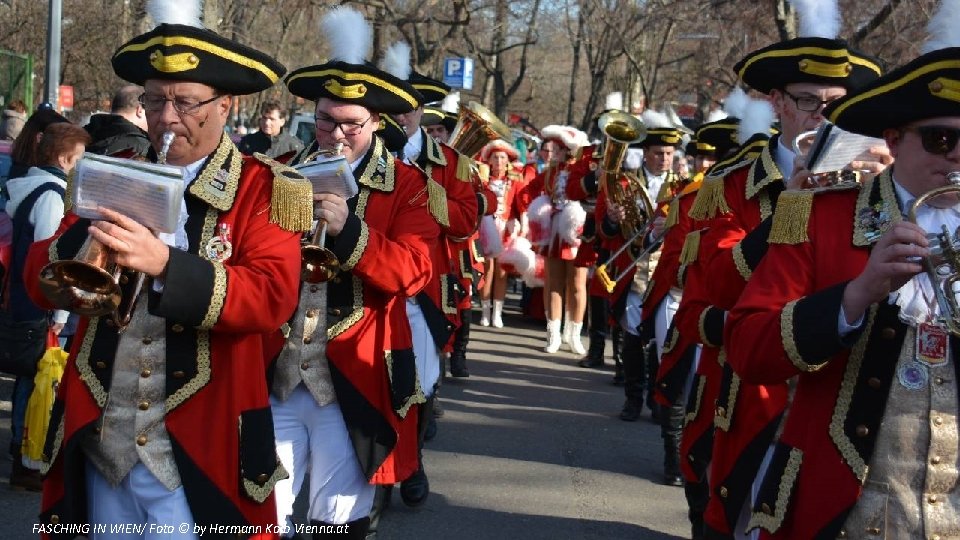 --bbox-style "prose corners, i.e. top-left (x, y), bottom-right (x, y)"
top-left (38, 131), bottom-right (177, 331)
top-left (447, 101), bottom-right (515, 157)
top-left (791, 129), bottom-right (862, 189)
top-left (908, 171), bottom-right (960, 335)
top-left (300, 143), bottom-right (344, 283)
top-left (597, 112), bottom-right (649, 240)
